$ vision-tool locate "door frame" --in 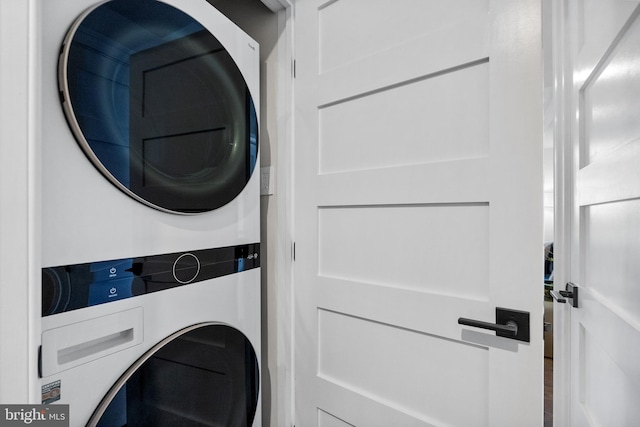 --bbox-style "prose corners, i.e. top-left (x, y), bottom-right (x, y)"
top-left (549, 0), bottom-right (574, 424)
top-left (268, 1), bottom-right (295, 427)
